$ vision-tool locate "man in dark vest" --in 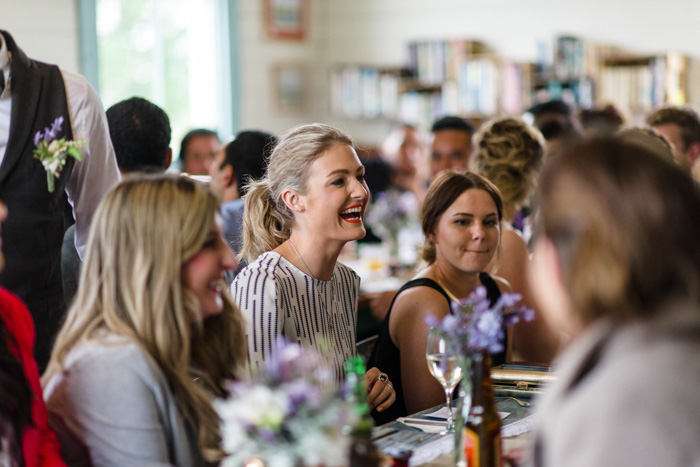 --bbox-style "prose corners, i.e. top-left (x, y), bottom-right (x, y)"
top-left (0, 30), bottom-right (120, 370)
